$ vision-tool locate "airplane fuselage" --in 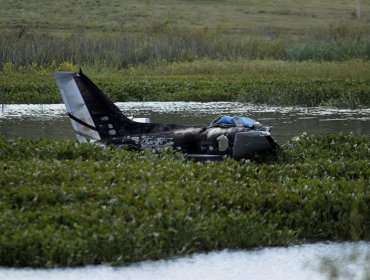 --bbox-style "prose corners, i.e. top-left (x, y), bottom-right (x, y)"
top-left (54, 70), bottom-right (278, 160)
